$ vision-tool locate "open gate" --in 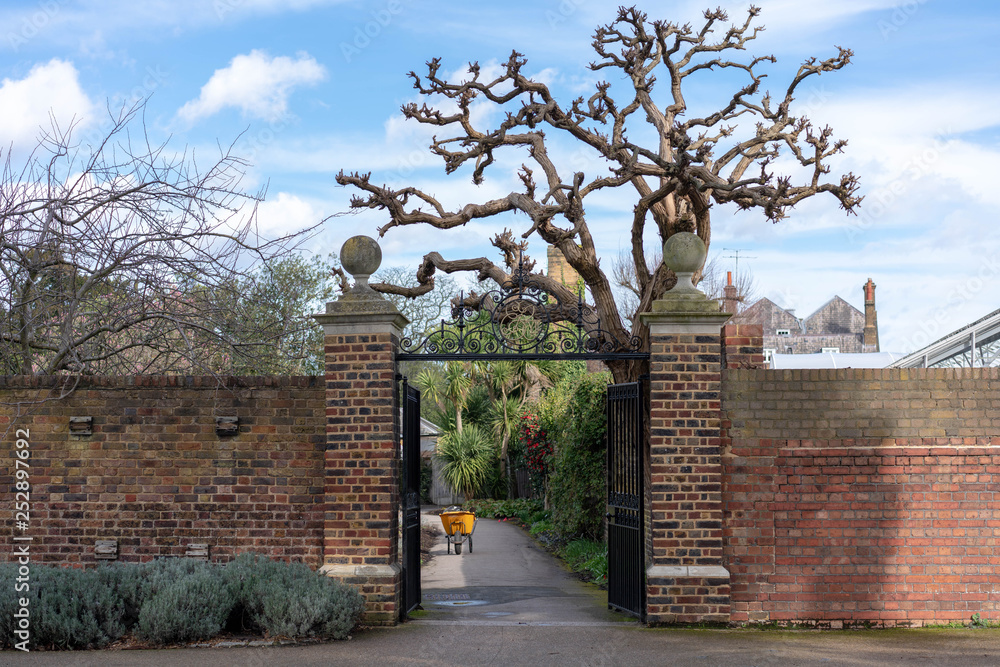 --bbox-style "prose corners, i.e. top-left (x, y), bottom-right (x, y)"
top-left (606, 381), bottom-right (645, 620)
top-left (395, 262), bottom-right (649, 621)
top-left (401, 377), bottom-right (422, 615)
